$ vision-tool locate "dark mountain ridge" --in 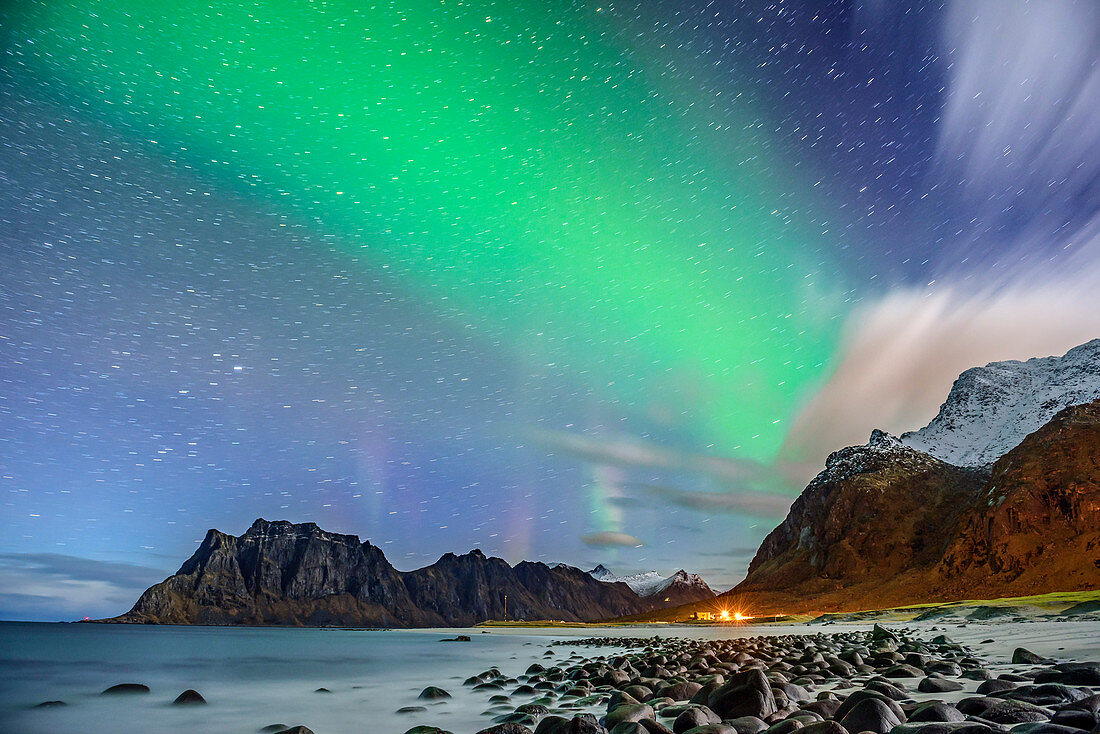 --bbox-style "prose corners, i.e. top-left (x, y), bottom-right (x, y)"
top-left (106, 519), bottom-right (658, 626)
